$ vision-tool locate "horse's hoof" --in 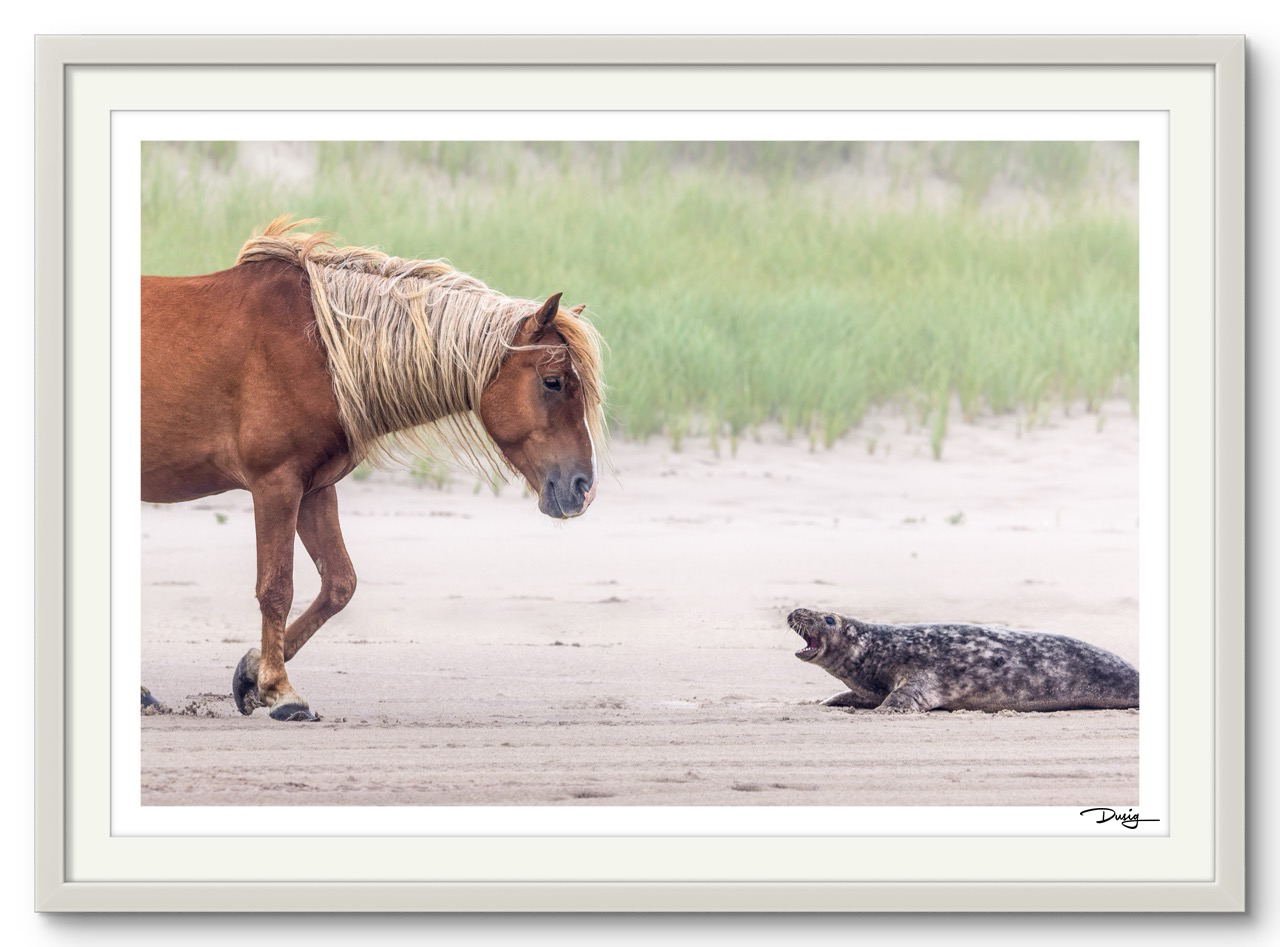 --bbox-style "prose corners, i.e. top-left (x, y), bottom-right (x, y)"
top-left (269, 702), bottom-right (319, 722)
top-left (140, 685), bottom-right (163, 711)
top-left (232, 649), bottom-right (264, 716)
